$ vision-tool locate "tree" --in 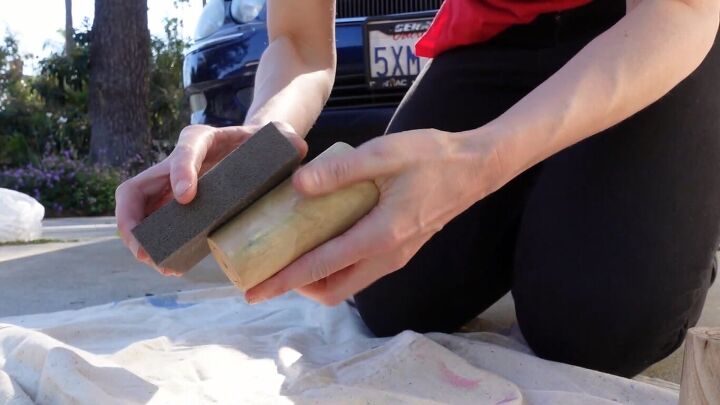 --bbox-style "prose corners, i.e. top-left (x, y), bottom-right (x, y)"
top-left (0, 35), bottom-right (45, 166)
top-left (65, 0), bottom-right (74, 55)
top-left (34, 28), bottom-right (91, 156)
top-left (88, 0), bottom-right (151, 166)
top-left (149, 18), bottom-right (190, 148)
